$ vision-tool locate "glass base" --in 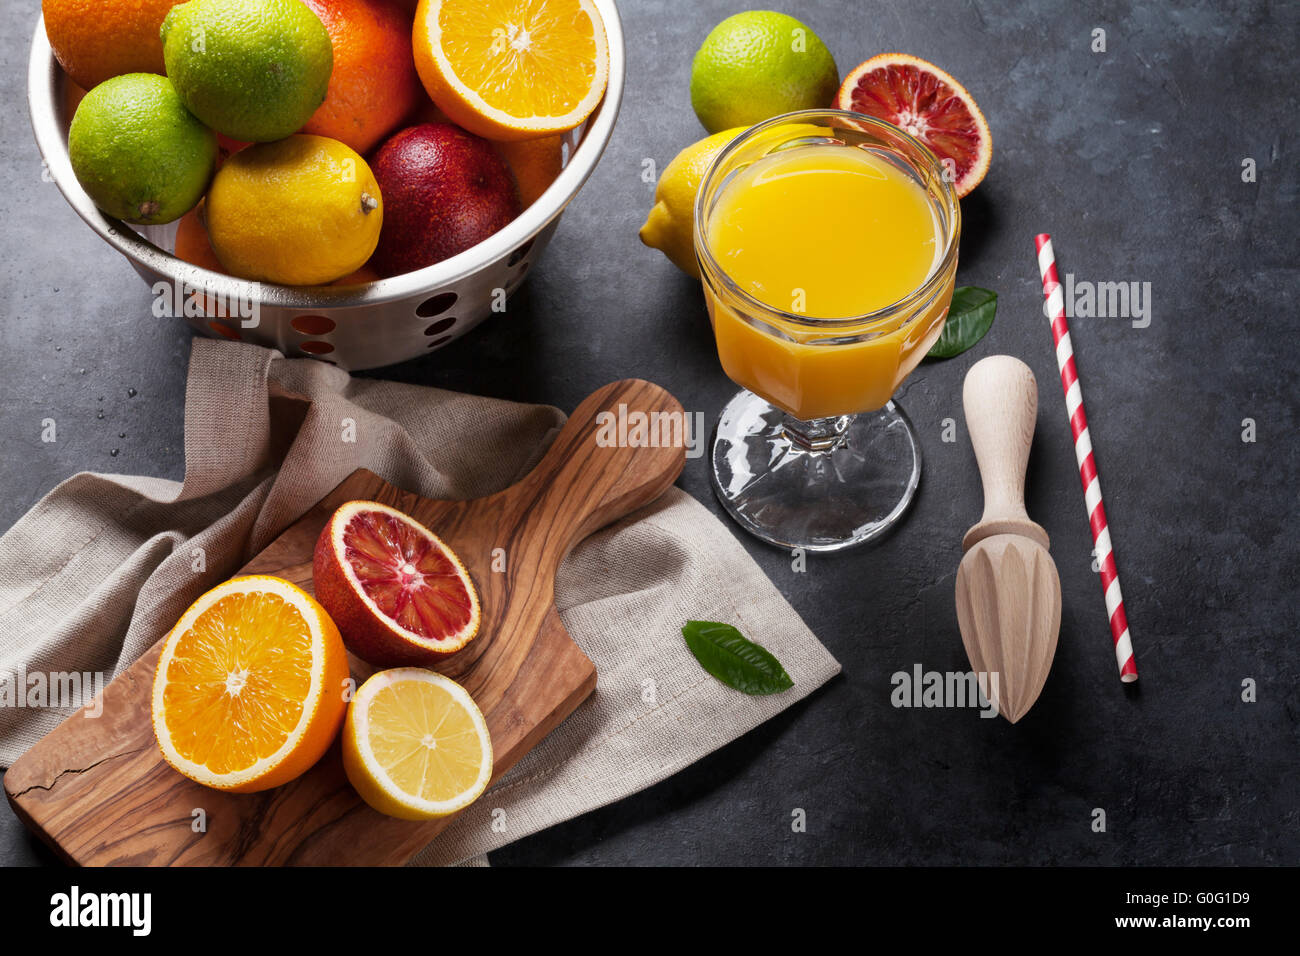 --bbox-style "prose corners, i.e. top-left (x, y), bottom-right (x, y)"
top-left (710, 389), bottom-right (922, 552)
